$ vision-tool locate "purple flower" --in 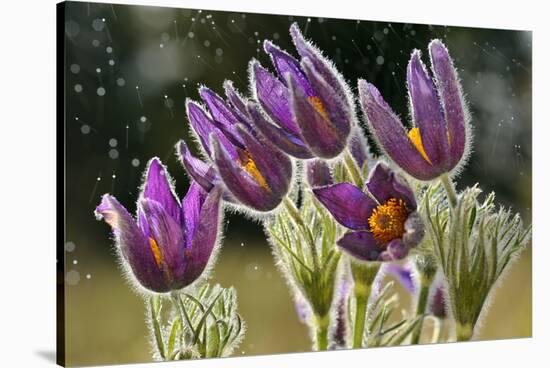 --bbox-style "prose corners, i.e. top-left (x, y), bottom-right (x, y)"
top-left (177, 82), bottom-right (293, 212)
top-left (358, 40), bottom-right (468, 181)
top-left (95, 158), bottom-right (222, 293)
top-left (250, 23), bottom-right (354, 159)
top-left (313, 162), bottom-right (424, 262)
top-left (306, 159), bottom-right (333, 188)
